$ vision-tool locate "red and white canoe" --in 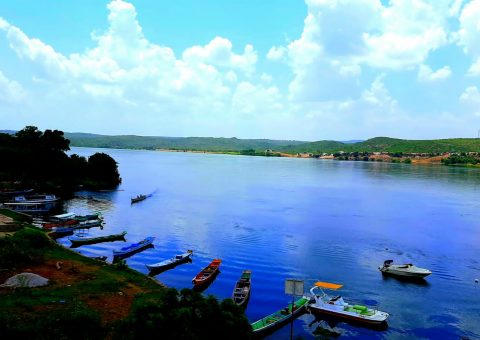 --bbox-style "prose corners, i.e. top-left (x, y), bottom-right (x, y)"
top-left (192, 259), bottom-right (222, 286)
